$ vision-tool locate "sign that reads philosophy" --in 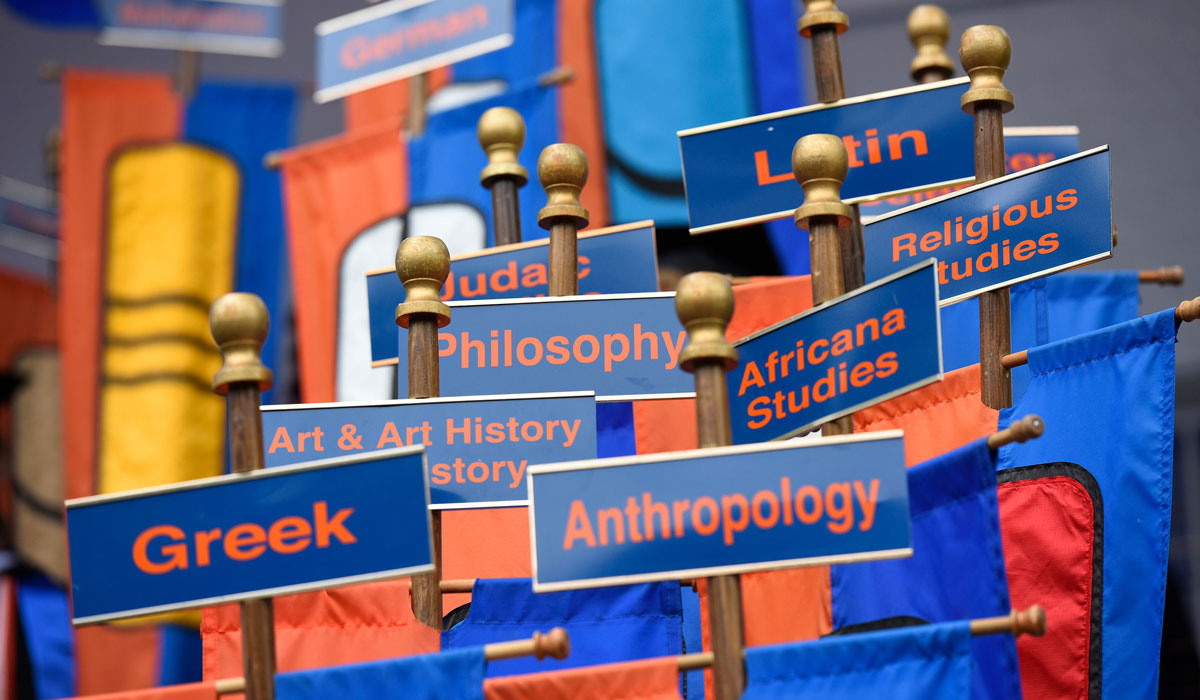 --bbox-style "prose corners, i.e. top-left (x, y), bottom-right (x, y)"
top-left (529, 432), bottom-right (911, 591)
top-left (864, 146), bottom-right (1113, 305)
top-left (729, 260), bottom-right (942, 444)
top-left (262, 392), bottom-right (597, 508)
top-left (98, 0), bottom-right (283, 57)
top-left (677, 78), bottom-right (973, 234)
top-left (315, 0), bottom-right (514, 103)
top-left (396, 293), bottom-right (693, 401)
top-left (66, 447), bottom-right (432, 624)
top-left (367, 221), bottom-right (659, 366)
